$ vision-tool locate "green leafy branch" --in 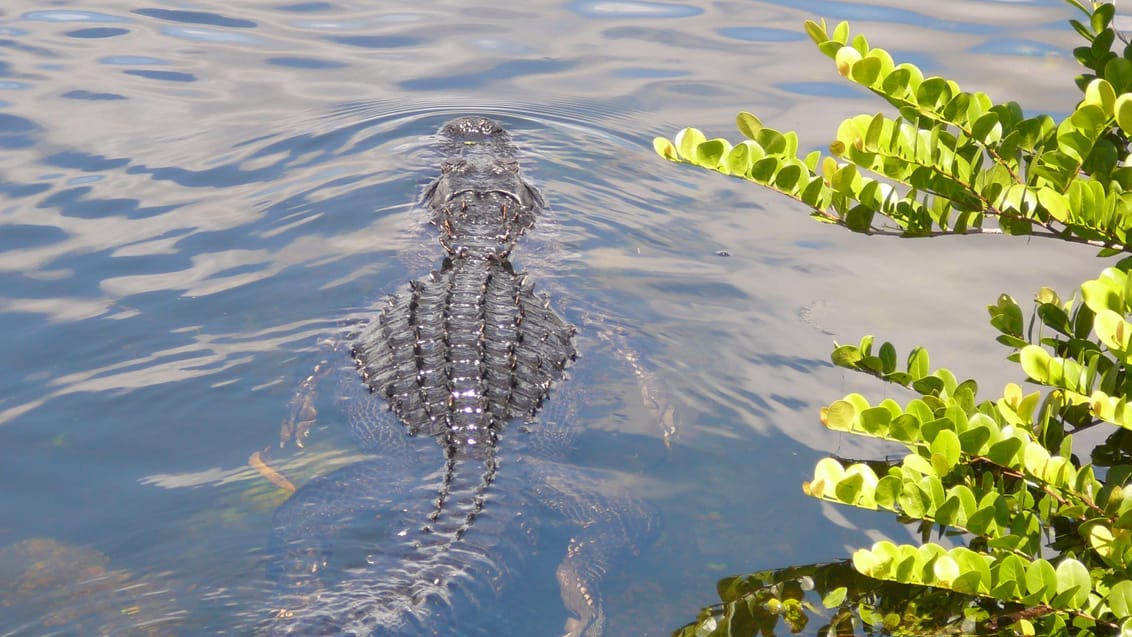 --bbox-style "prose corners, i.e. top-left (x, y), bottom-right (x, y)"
top-left (664, 2), bottom-right (1132, 636)
top-left (800, 264), bottom-right (1132, 634)
top-left (702, 268), bottom-right (1132, 635)
top-left (683, 560), bottom-right (996, 636)
top-left (654, 9), bottom-right (1132, 252)
top-left (992, 266), bottom-right (1132, 433)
